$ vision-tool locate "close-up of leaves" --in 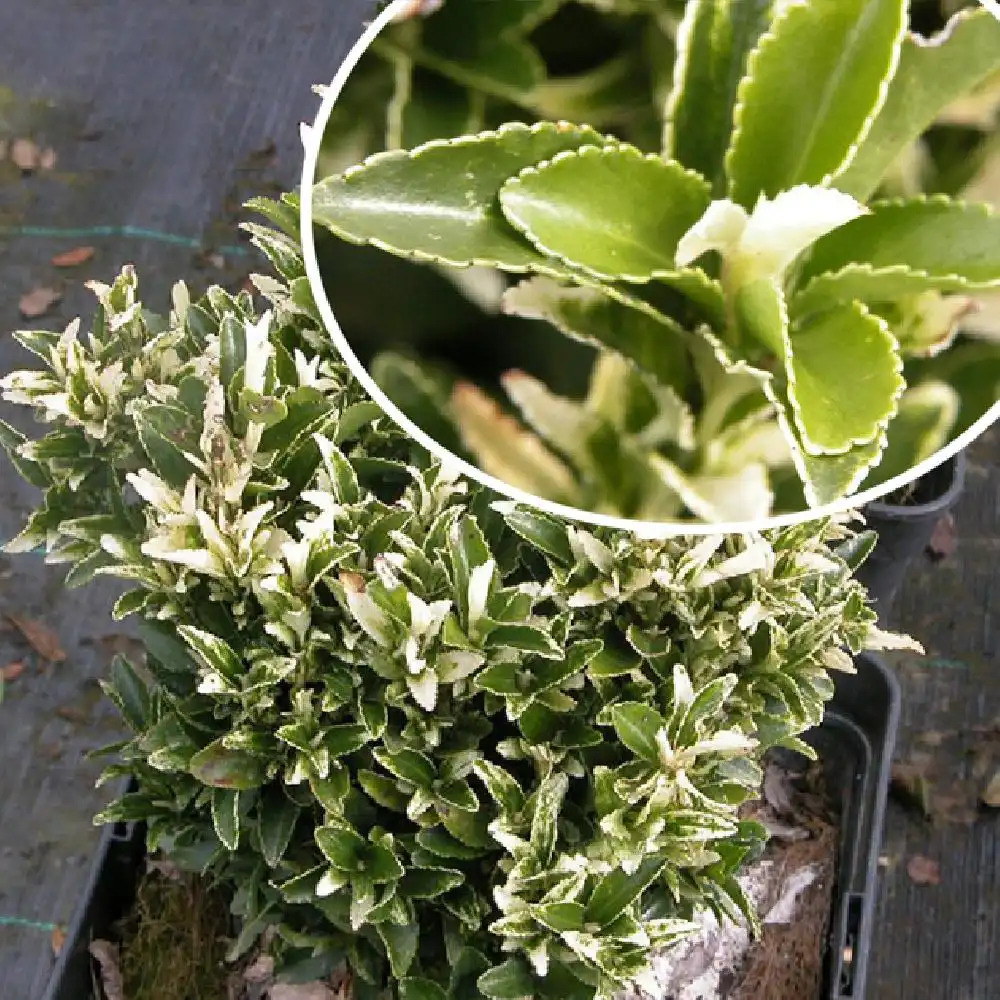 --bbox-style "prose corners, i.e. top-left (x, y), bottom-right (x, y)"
top-left (313, 0), bottom-right (1000, 524)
